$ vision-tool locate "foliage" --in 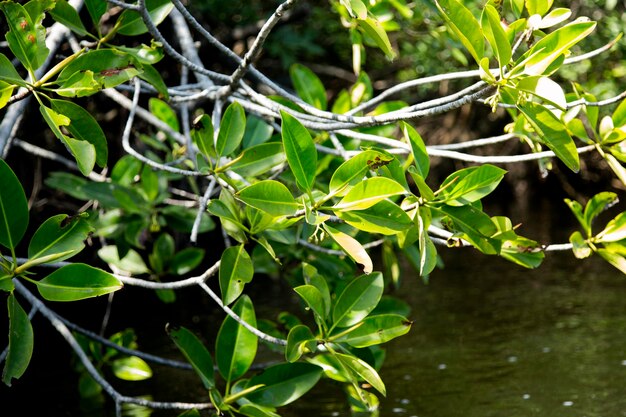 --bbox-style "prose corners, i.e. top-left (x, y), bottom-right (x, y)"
top-left (0, 0), bottom-right (625, 416)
